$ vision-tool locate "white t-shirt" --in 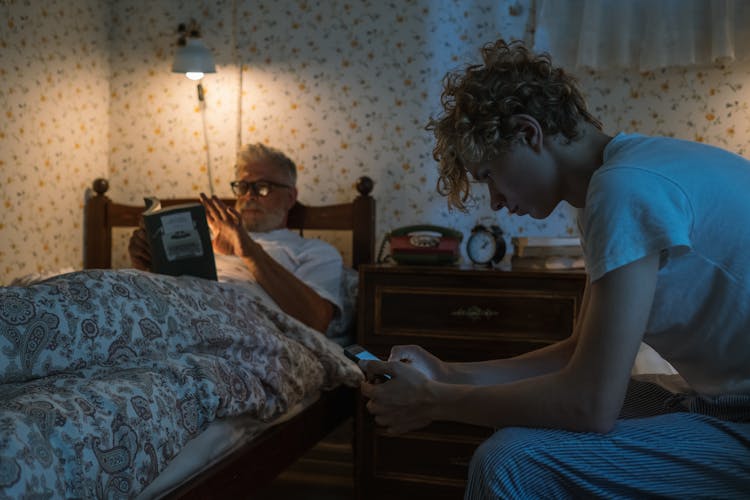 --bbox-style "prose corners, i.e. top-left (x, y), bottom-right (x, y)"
top-left (578, 133), bottom-right (750, 395)
top-left (214, 229), bottom-right (345, 332)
